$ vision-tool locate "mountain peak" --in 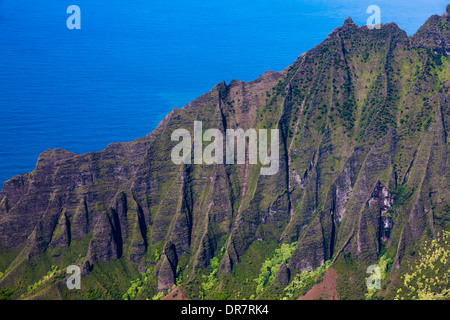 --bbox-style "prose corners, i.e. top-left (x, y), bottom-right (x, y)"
top-left (412, 7), bottom-right (450, 56)
top-left (343, 17), bottom-right (355, 25)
